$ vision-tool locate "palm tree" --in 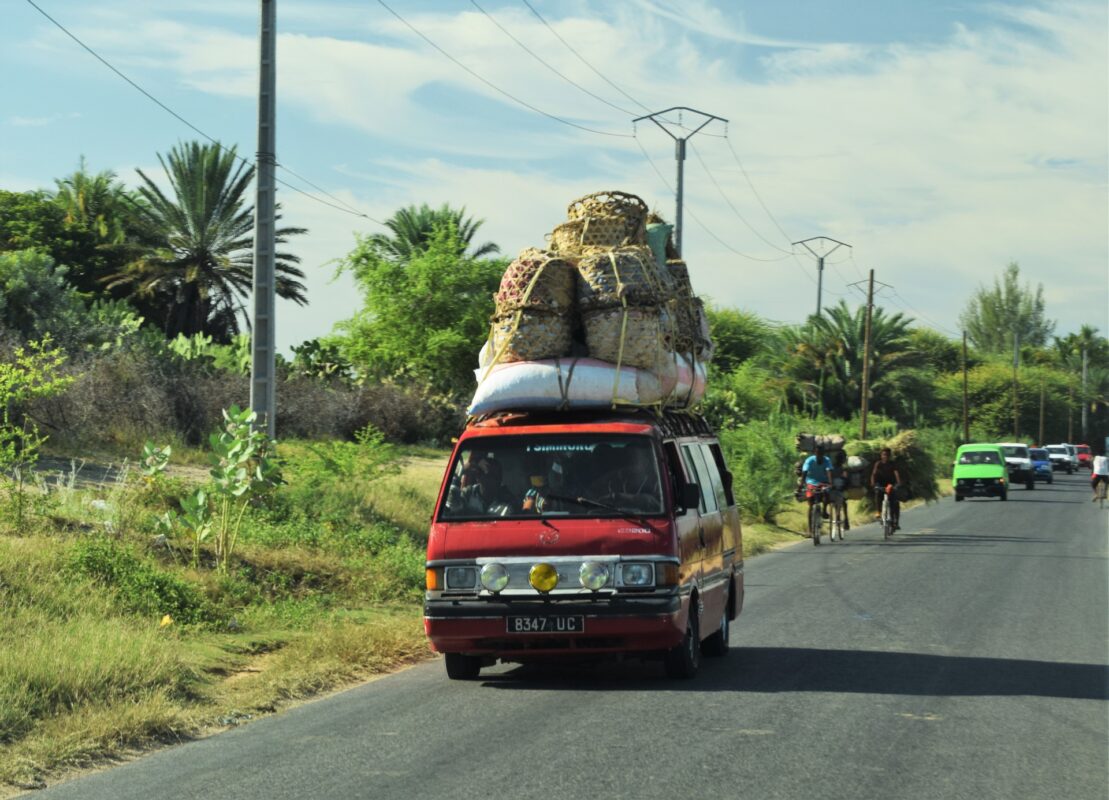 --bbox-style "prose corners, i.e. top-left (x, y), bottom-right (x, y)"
top-left (54, 157), bottom-right (133, 245)
top-left (368, 204), bottom-right (499, 262)
top-left (109, 141), bottom-right (307, 341)
top-left (774, 301), bottom-right (915, 419)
